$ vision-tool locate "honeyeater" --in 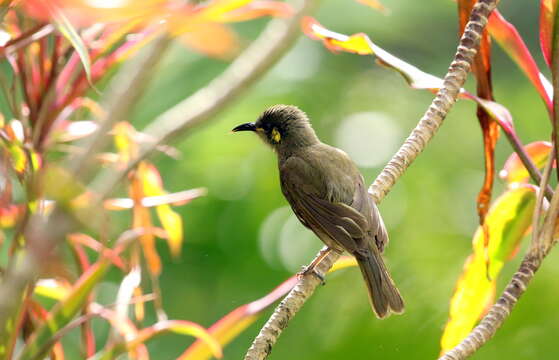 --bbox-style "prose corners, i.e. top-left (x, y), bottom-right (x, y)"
top-left (232, 104), bottom-right (404, 318)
